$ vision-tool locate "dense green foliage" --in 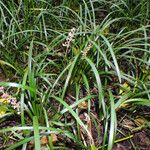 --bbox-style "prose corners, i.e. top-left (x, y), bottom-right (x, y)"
top-left (0, 0), bottom-right (150, 149)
